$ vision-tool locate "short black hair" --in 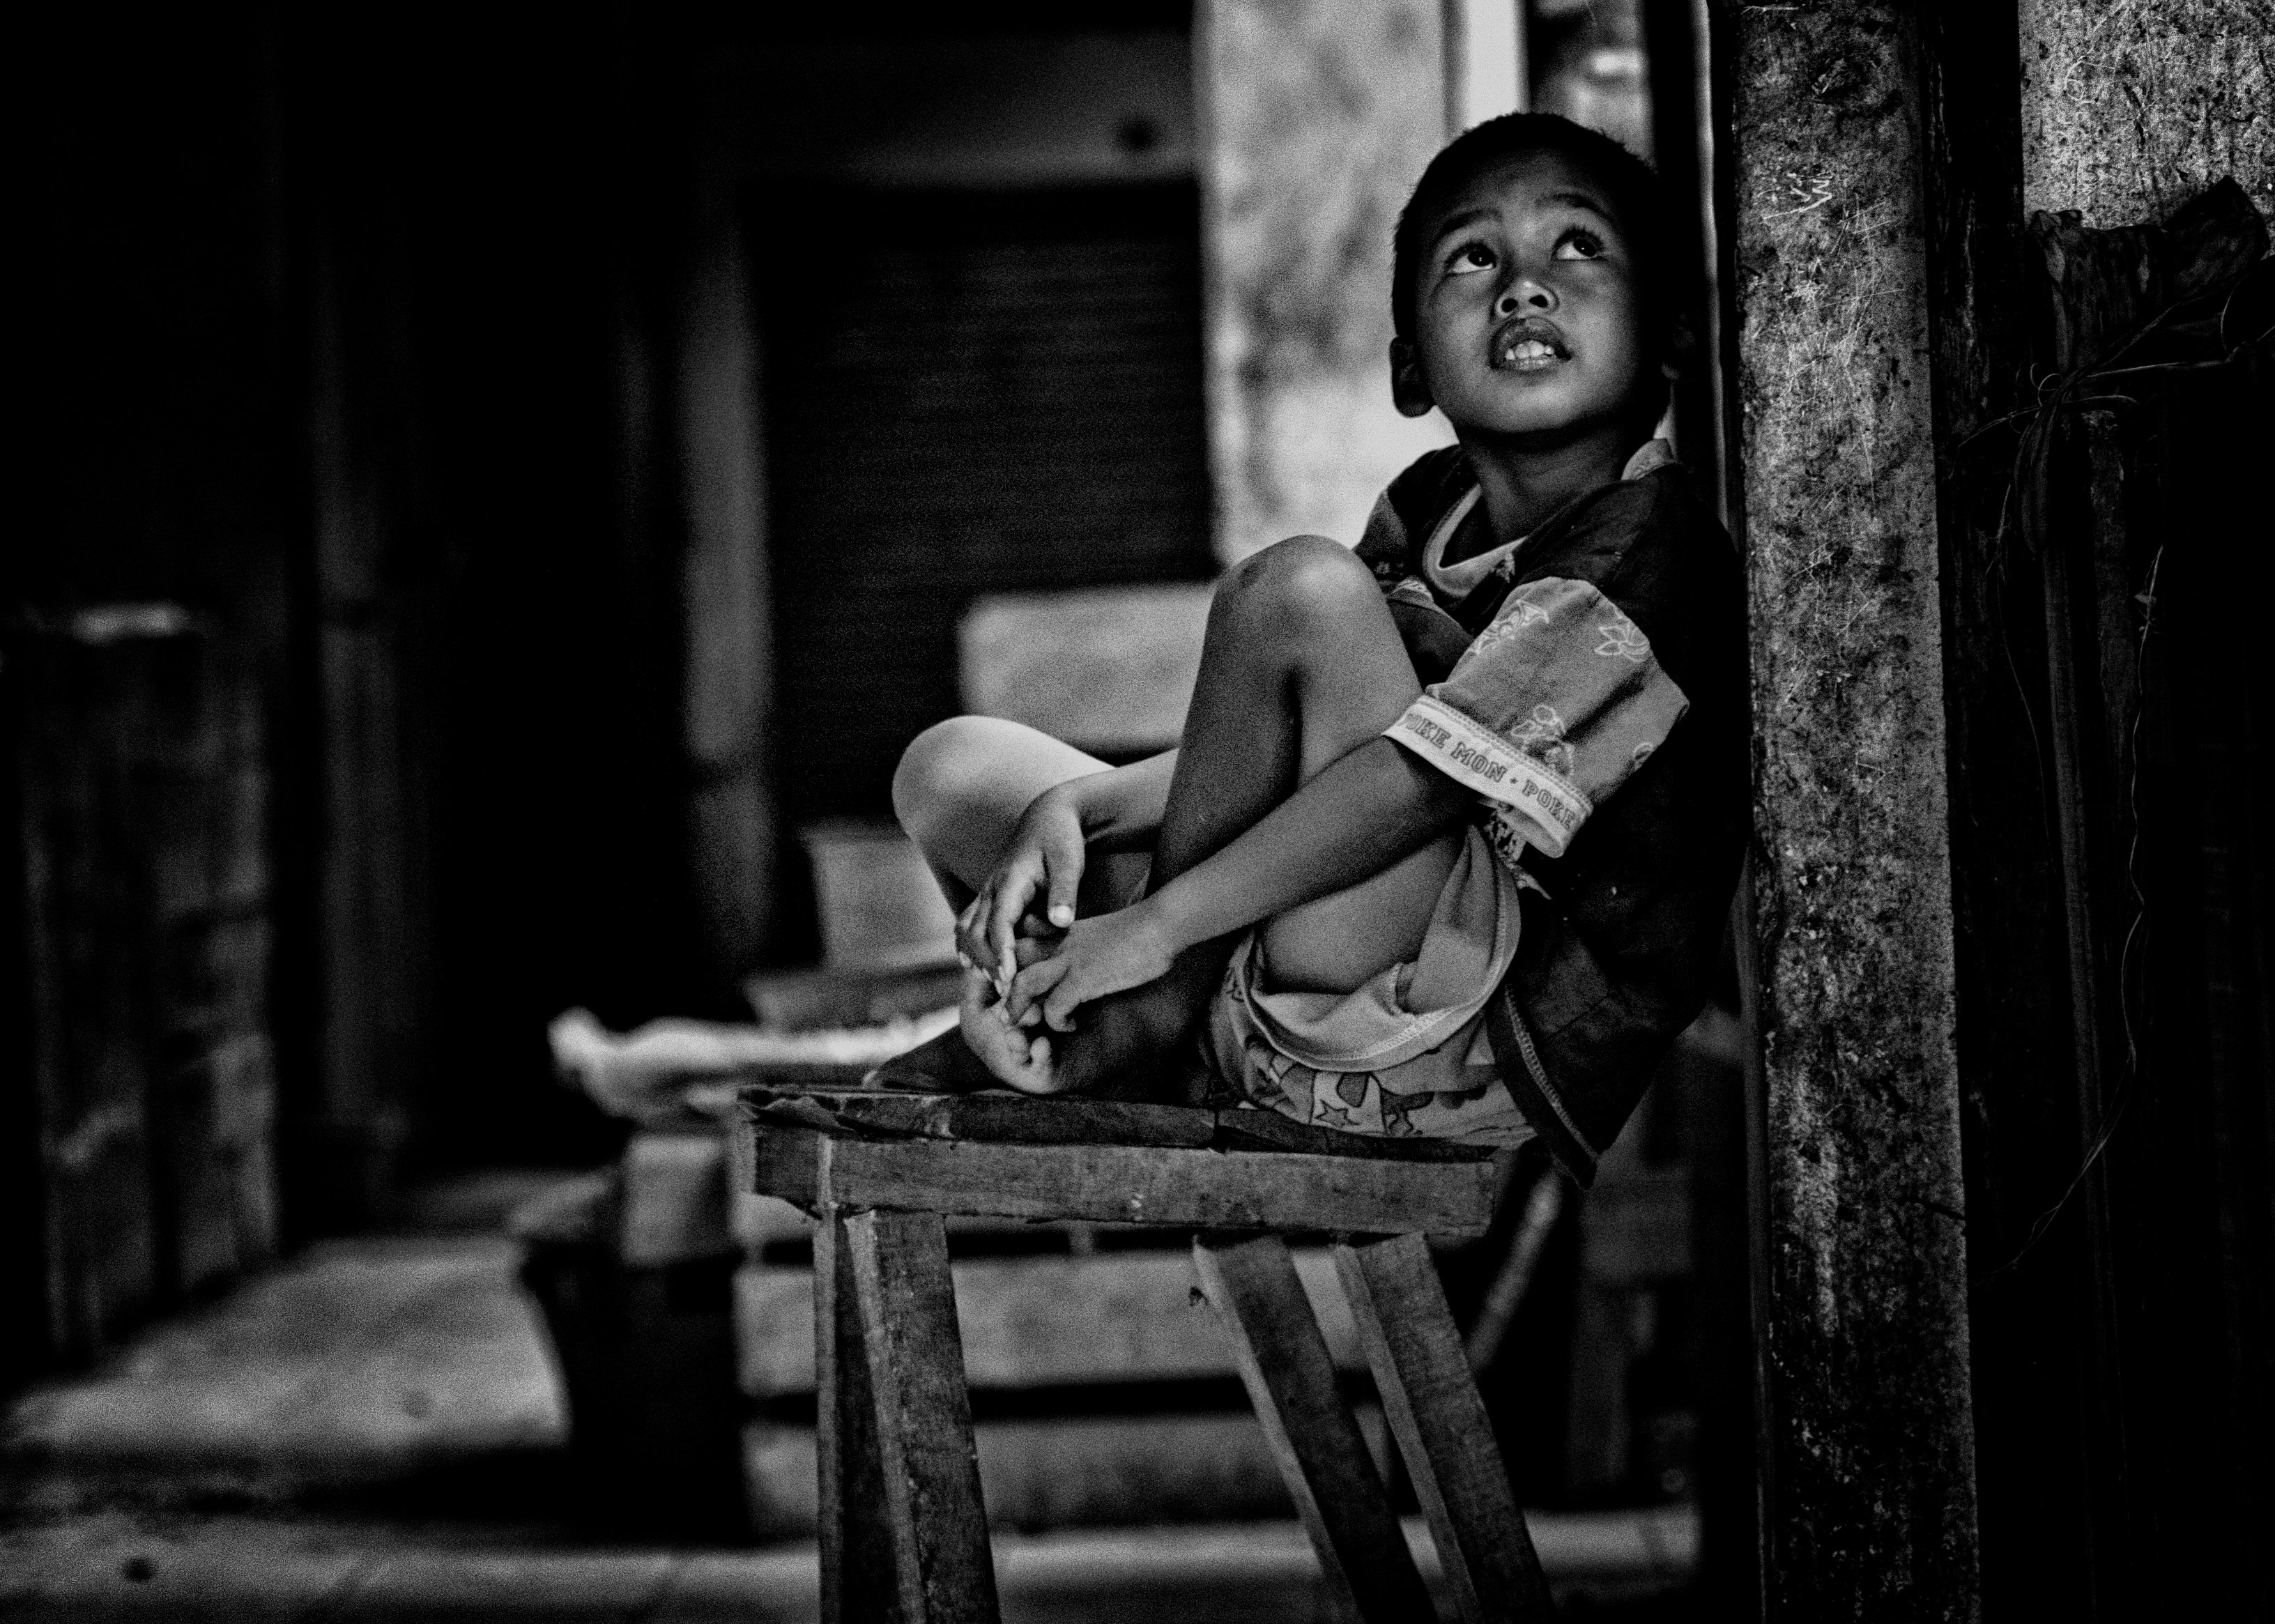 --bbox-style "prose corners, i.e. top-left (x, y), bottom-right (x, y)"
top-left (1391, 113), bottom-right (1692, 377)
